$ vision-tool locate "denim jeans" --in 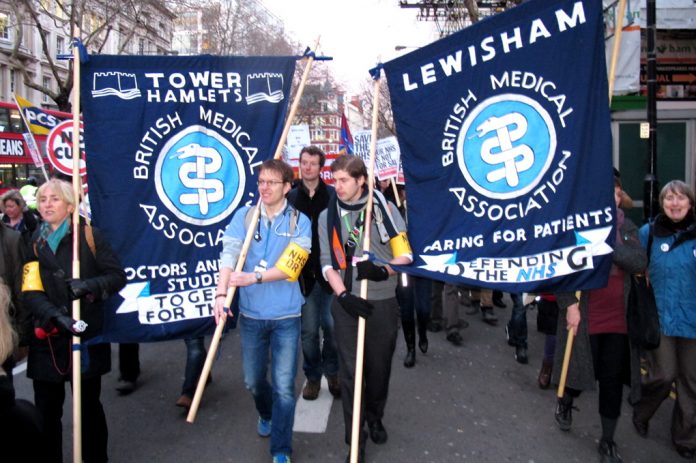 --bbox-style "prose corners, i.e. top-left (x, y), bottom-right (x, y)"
top-left (301, 284), bottom-right (338, 382)
top-left (182, 337), bottom-right (206, 397)
top-left (506, 293), bottom-right (527, 347)
top-left (240, 315), bottom-right (300, 457)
